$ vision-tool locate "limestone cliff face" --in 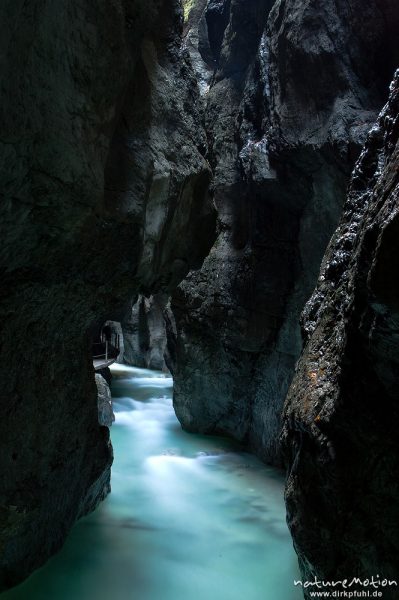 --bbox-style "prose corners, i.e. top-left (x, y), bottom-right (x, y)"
top-left (167, 0), bottom-right (399, 465)
top-left (122, 294), bottom-right (170, 371)
top-left (282, 71), bottom-right (399, 597)
top-left (95, 375), bottom-right (115, 428)
top-left (0, 0), bottom-right (215, 589)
